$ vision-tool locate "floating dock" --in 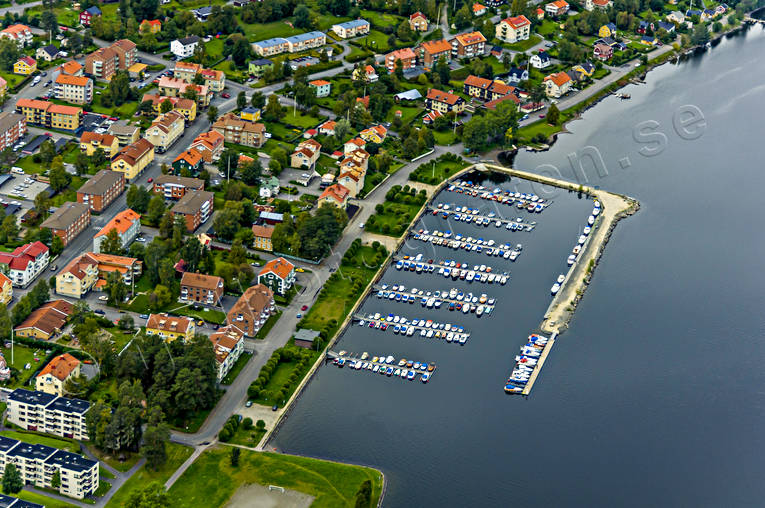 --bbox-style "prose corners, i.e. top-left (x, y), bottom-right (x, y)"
top-left (445, 181), bottom-right (552, 213)
top-left (409, 230), bottom-right (524, 260)
top-left (393, 257), bottom-right (509, 285)
top-left (354, 314), bottom-right (471, 344)
top-left (503, 332), bottom-right (556, 395)
top-left (426, 205), bottom-right (537, 231)
top-left (373, 284), bottom-right (497, 315)
top-left (327, 350), bottom-right (436, 383)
